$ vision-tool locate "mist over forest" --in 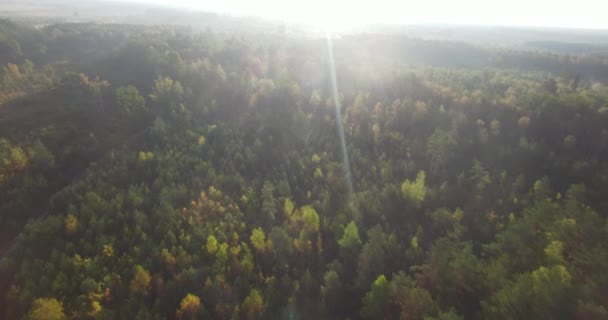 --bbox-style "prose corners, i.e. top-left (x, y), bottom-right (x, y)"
top-left (1, 1), bottom-right (608, 319)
